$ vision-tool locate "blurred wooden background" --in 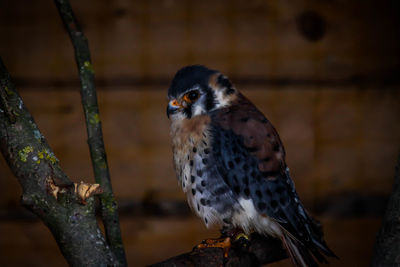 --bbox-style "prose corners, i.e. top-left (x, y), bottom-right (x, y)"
top-left (0, 0), bottom-right (400, 266)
